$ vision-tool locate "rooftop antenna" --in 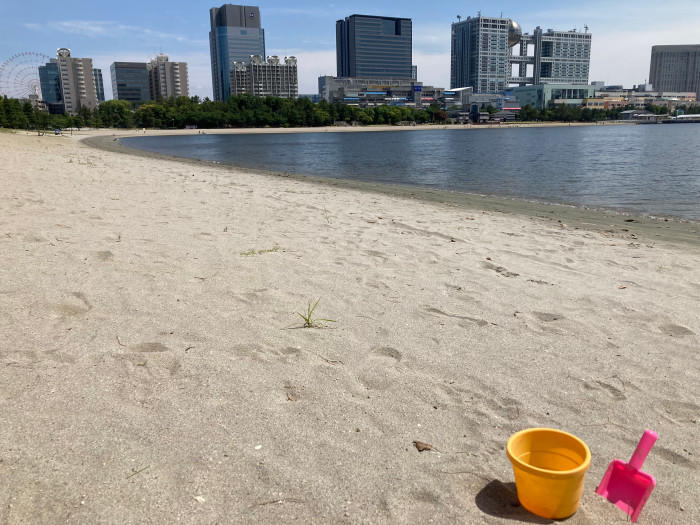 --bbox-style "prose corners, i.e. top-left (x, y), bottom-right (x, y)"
top-left (584, 24), bottom-right (589, 33)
